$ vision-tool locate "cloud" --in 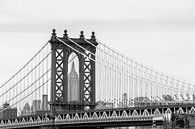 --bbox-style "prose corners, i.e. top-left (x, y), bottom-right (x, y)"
top-left (0, 0), bottom-right (195, 84)
top-left (1, 0), bottom-right (195, 23)
top-left (0, 0), bottom-right (195, 33)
